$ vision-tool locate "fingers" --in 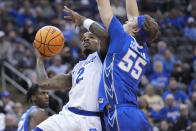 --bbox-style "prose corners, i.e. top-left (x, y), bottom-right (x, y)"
top-left (64, 16), bottom-right (73, 20)
top-left (64, 6), bottom-right (73, 14)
